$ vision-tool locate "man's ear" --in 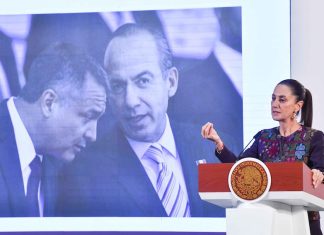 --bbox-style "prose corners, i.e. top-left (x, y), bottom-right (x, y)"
top-left (167, 67), bottom-right (179, 98)
top-left (40, 89), bottom-right (58, 118)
